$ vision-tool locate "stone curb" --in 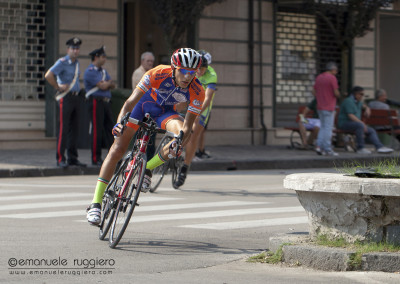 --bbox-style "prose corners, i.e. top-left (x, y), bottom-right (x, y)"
top-left (362, 252), bottom-right (400, 272)
top-left (0, 166), bottom-right (100, 178)
top-left (269, 233), bottom-right (400, 272)
top-left (1, 154), bottom-right (395, 178)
